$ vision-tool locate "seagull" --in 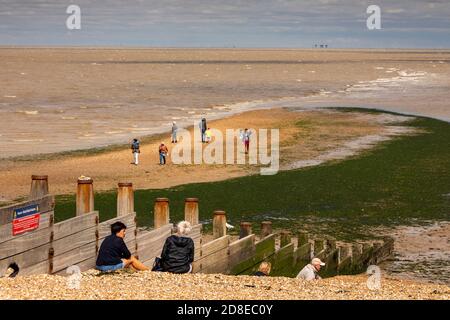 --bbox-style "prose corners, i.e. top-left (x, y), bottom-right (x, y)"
top-left (226, 223), bottom-right (234, 229)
